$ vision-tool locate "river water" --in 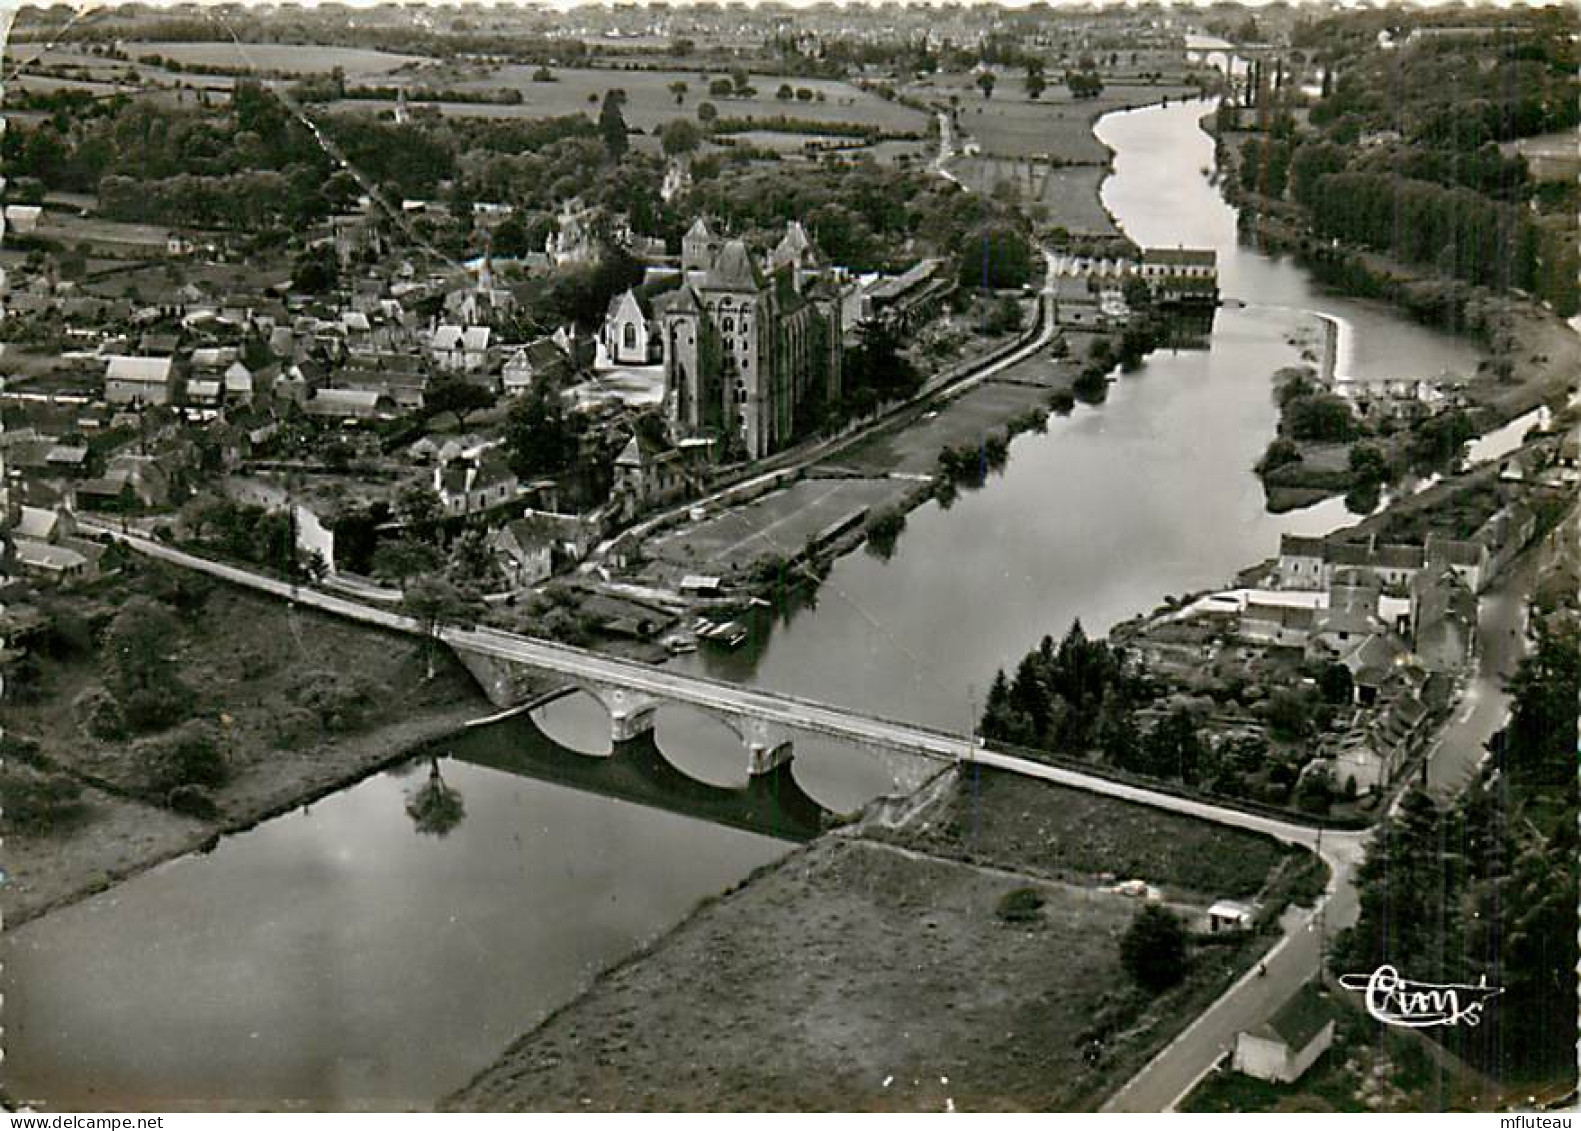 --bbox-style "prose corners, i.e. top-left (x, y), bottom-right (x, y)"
top-left (3, 100), bottom-right (1481, 1110)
